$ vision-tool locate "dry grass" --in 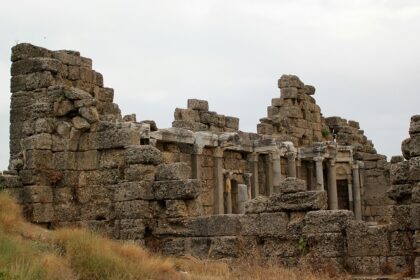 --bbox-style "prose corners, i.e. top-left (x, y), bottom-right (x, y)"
top-left (0, 192), bottom-right (348, 280)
